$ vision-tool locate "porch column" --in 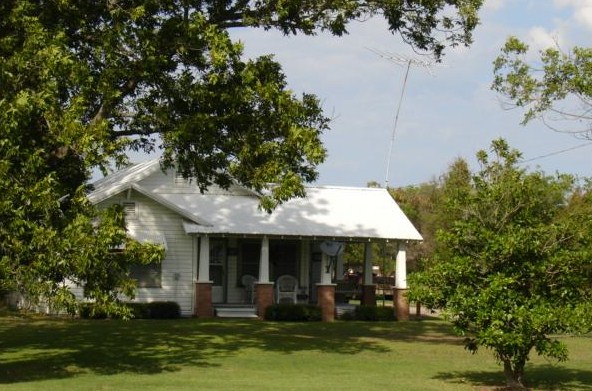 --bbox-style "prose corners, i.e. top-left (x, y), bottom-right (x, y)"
top-left (393, 242), bottom-right (409, 321)
top-left (195, 235), bottom-right (214, 318)
top-left (258, 236), bottom-right (270, 283)
top-left (361, 242), bottom-right (376, 306)
top-left (256, 236), bottom-right (274, 318)
top-left (317, 253), bottom-right (336, 322)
